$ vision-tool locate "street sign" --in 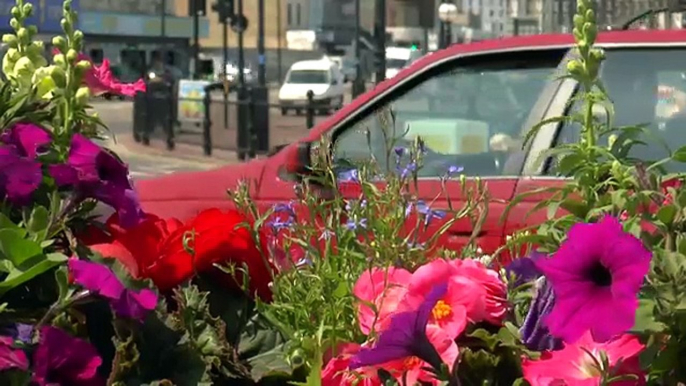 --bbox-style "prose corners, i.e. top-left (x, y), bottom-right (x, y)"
top-left (230, 14), bottom-right (247, 33)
